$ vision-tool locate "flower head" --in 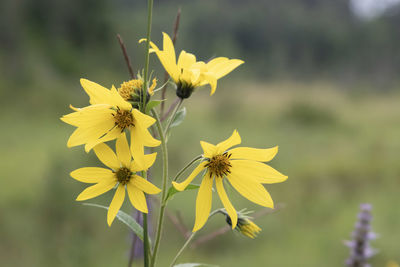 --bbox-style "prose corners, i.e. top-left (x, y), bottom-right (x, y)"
top-left (140, 33), bottom-right (244, 98)
top-left (61, 79), bottom-right (160, 164)
top-left (118, 78), bottom-right (157, 108)
top-left (224, 209), bottom-right (261, 239)
top-left (172, 130), bottom-right (287, 231)
top-left (70, 134), bottom-right (161, 226)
